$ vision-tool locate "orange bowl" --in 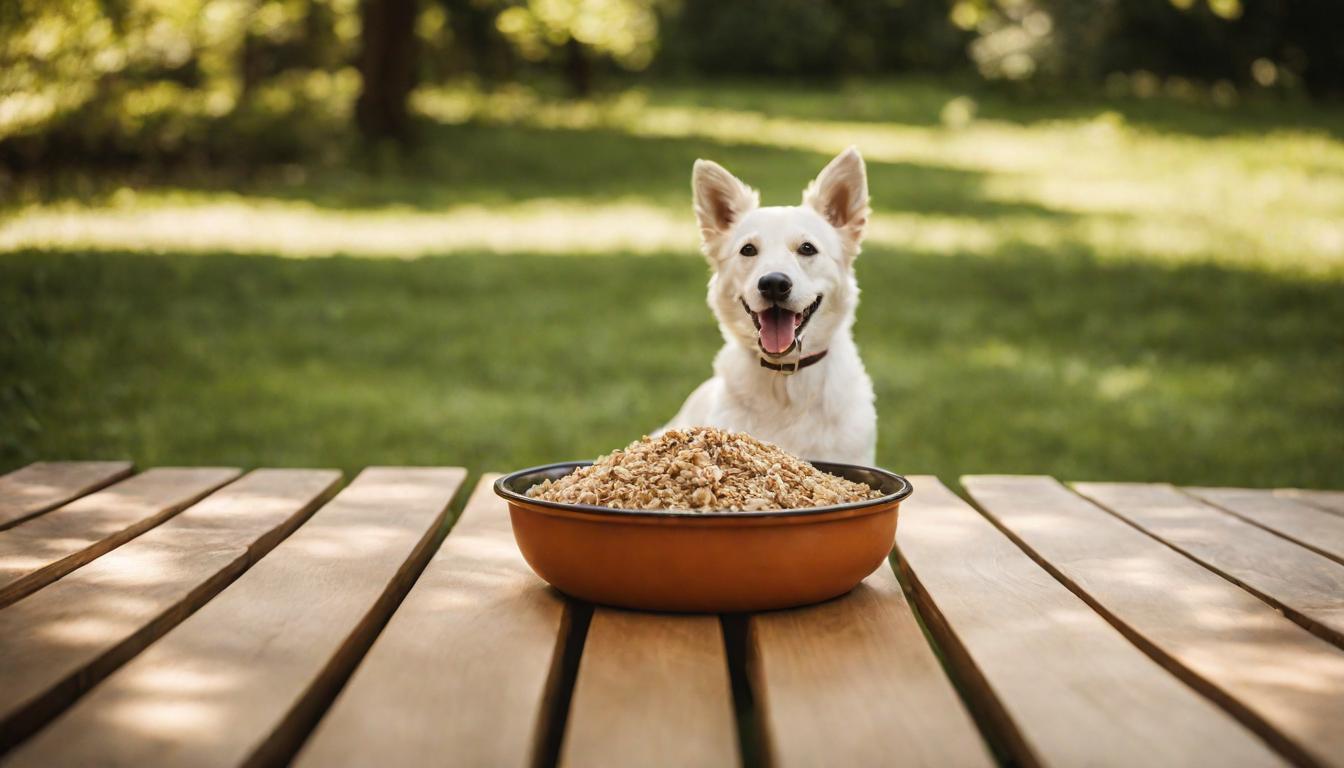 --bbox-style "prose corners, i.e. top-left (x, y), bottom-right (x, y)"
top-left (493, 461), bottom-right (912, 613)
